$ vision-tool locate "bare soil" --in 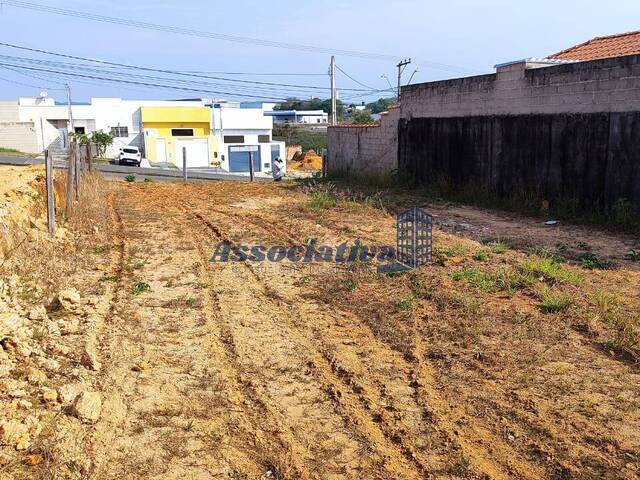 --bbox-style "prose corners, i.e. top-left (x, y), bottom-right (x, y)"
top-left (1, 171), bottom-right (639, 479)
